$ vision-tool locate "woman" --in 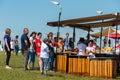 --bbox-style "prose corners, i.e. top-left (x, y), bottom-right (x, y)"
top-left (69, 37), bottom-right (74, 50)
top-left (27, 32), bottom-right (36, 69)
top-left (86, 40), bottom-right (96, 58)
top-left (4, 28), bottom-right (12, 69)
